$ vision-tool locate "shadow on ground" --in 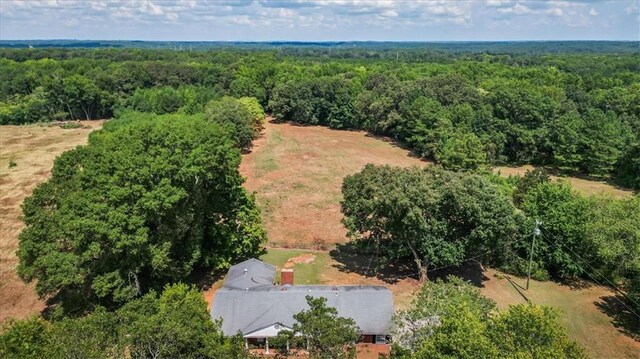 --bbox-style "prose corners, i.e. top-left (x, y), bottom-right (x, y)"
top-left (187, 266), bottom-right (227, 293)
top-left (364, 133), bottom-right (429, 162)
top-left (429, 261), bottom-right (491, 288)
top-left (330, 243), bottom-right (490, 287)
top-left (329, 243), bottom-right (415, 284)
top-left (595, 294), bottom-right (640, 341)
